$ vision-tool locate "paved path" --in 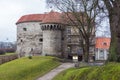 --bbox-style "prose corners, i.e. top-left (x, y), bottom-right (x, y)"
top-left (36, 63), bottom-right (74, 80)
